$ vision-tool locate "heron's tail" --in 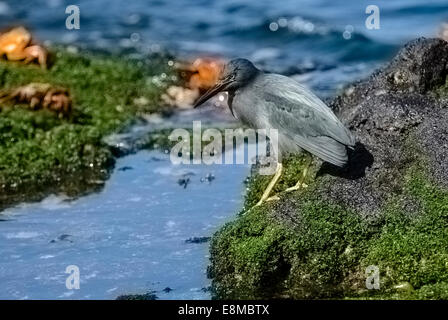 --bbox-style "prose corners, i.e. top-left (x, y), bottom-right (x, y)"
top-left (293, 134), bottom-right (349, 167)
